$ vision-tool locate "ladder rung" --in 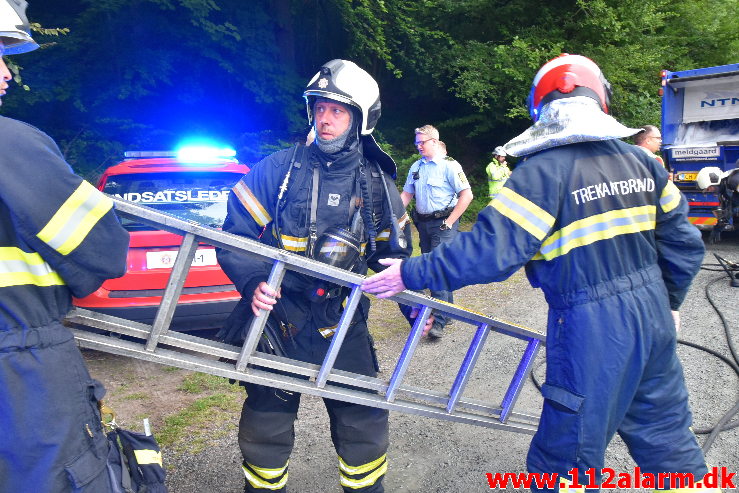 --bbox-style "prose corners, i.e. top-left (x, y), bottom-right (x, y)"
top-left (447, 323), bottom-right (490, 413)
top-left (499, 338), bottom-right (541, 423)
top-left (316, 285), bottom-right (364, 388)
top-left (146, 232), bottom-right (198, 352)
top-left (385, 305), bottom-right (432, 402)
